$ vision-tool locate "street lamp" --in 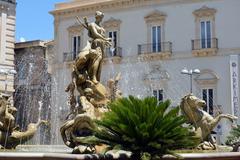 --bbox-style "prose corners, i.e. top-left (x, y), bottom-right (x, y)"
top-left (0, 68), bottom-right (17, 93)
top-left (181, 68), bottom-right (200, 93)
